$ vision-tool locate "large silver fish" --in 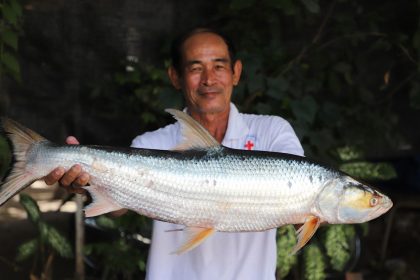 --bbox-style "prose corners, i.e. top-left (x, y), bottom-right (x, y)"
top-left (0, 110), bottom-right (392, 254)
